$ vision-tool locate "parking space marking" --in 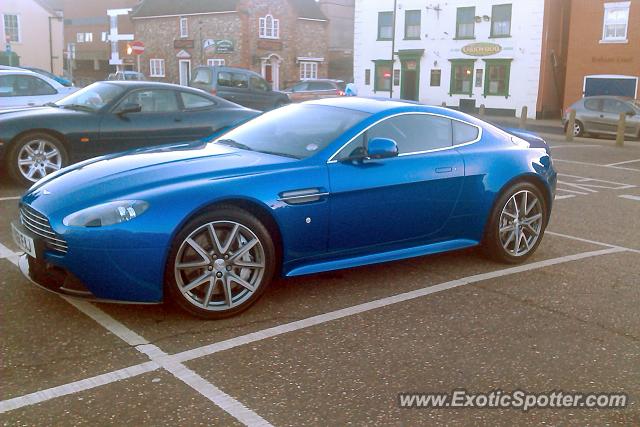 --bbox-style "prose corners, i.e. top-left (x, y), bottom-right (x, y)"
top-left (0, 242), bottom-right (19, 266)
top-left (553, 158), bottom-right (640, 172)
top-left (554, 194), bottom-right (576, 200)
top-left (170, 247), bottom-right (625, 365)
top-left (606, 158), bottom-right (640, 167)
top-left (0, 196), bottom-right (21, 202)
top-left (554, 173), bottom-right (636, 200)
top-left (619, 194), bottom-right (640, 202)
top-left (546, 231), bottom-right (640, 254)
